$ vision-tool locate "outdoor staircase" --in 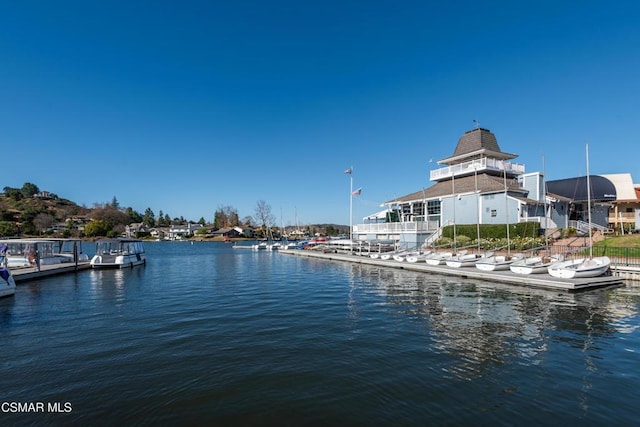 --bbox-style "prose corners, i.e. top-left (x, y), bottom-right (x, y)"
top-left (423, 220), bottom-right (452, 248)
top-left (550, 230), bottom-right (606, 248)
top-left (570, 220), bottom-right (613, 236)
